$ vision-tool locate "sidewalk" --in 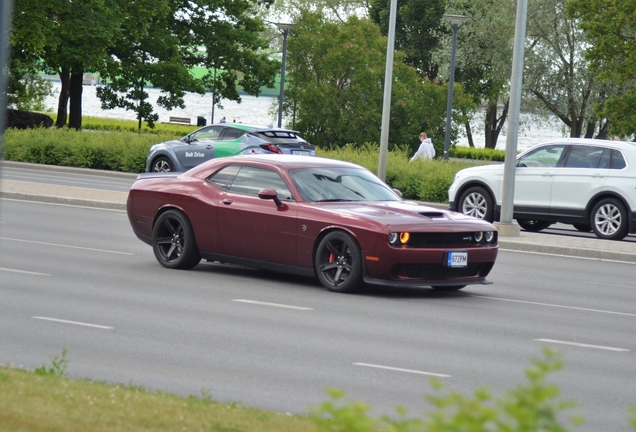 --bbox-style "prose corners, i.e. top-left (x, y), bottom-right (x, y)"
top-left (2, 161), bottom-right (636, 263)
